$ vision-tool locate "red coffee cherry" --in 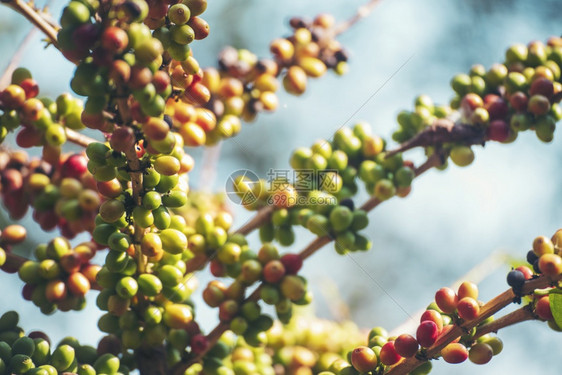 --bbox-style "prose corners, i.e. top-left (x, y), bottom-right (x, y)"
top-left (394, 334), bottom-right (419, 358)
top-left (416, 320), bottom-right (439, 348)
top-left (535, 295), bottom-right (554, 321)
top-left (380, 341), bottom-right (402, 366)
top-left (263, 260), bottom-right (286, 283)
top-left (420, 309), bottom-right (443, 332)
top-left (435, 287), bottom-right (458, 314)
top-left (280, 253), bottom-right (302, 274)
top-left (457, 297), bottom-right (480, 321)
